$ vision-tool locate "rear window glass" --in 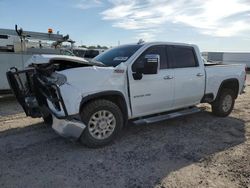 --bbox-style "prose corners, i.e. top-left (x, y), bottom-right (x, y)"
top-left (169, 46), bottom-right (198, 68)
